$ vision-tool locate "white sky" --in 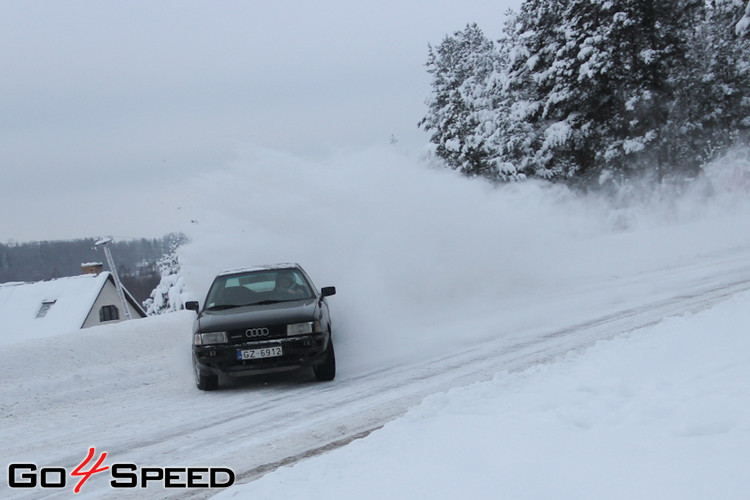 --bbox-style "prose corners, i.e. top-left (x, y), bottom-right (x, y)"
top-left (0, 0), bottom-right (521, 243)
